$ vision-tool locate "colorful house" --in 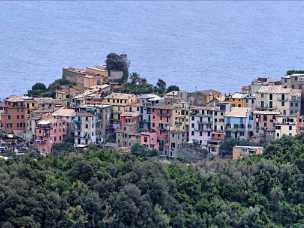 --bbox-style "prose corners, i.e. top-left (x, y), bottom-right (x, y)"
top-left (151, 104), bottom-right (173, 155)
top-left (0, 96), bottom-right (33, 137)
top-left (116, 112), bottom-right (140, 148)
top-left (137, 94), bottom-right (161, 130)
top-left (256, 85), bottom-right (301, 116)
top-left (253, 110), bottom-right (280, 142)
top-left (34, 116), bottom-right (67, 154)
top-left (74, 105), bottom-right (112, 146)
top-left (140, 131), bottom-right (159, 150)
top-left (102, 93), bottom-right (138, 127)
top-left (224, 107), bottom-right (253, 140)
